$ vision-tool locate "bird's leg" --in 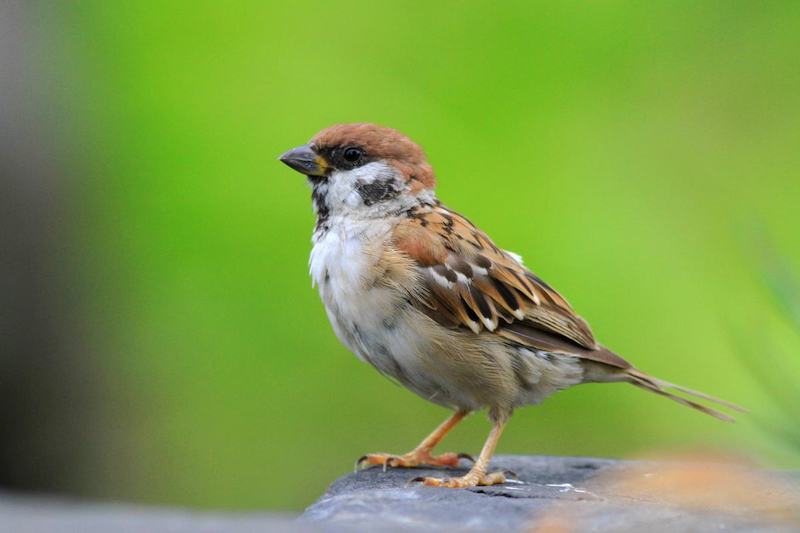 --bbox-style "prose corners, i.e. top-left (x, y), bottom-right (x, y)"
top-left (358, 410), bottom-right (471, 469)
top-left (414, 419), bottom-right (508, 488)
